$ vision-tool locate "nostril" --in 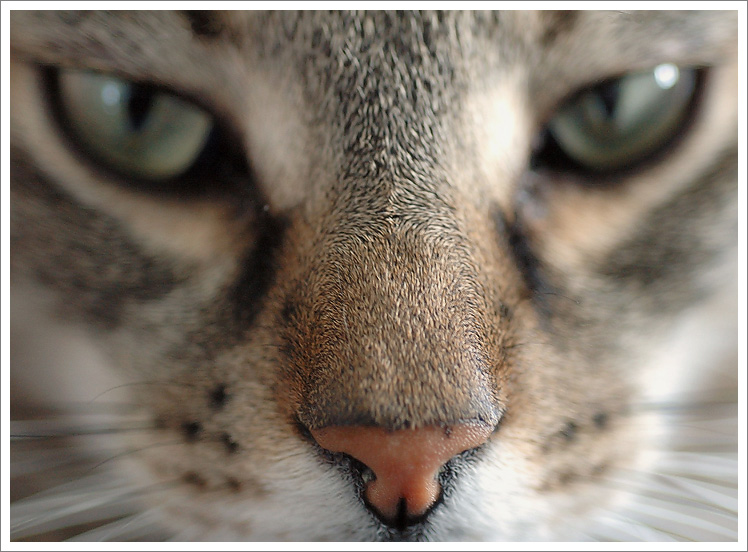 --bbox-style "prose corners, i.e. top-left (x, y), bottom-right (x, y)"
top-left (382, 496), bottom-right (432, 532)
top-left (293, 417), bottom-right (315, 443)
top-left (360, 465), bottom-right (375, 485)
top-left (310, 422), bottom-right (493, 526)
